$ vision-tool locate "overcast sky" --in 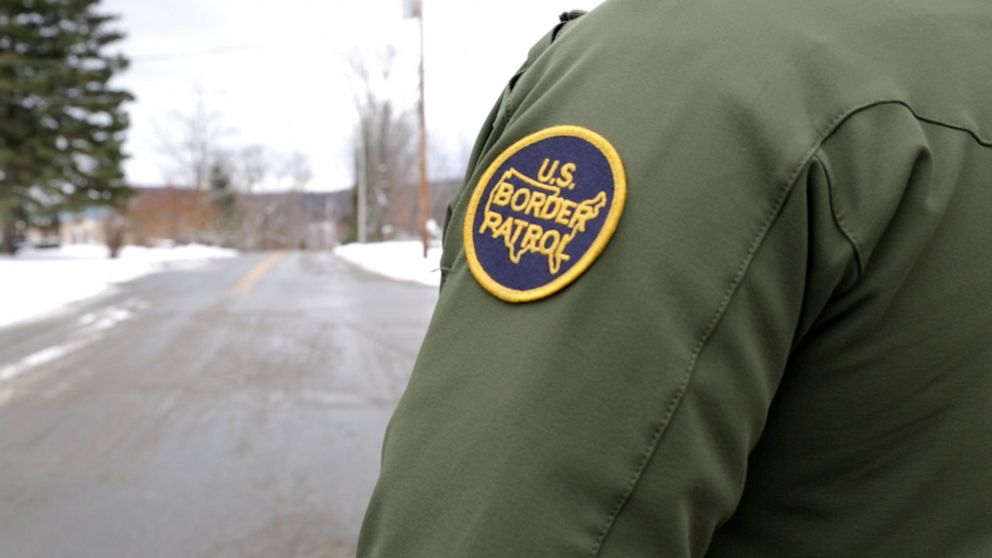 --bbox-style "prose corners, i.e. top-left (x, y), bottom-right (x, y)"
top-left (101, 0), bottom-right (606, 191)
